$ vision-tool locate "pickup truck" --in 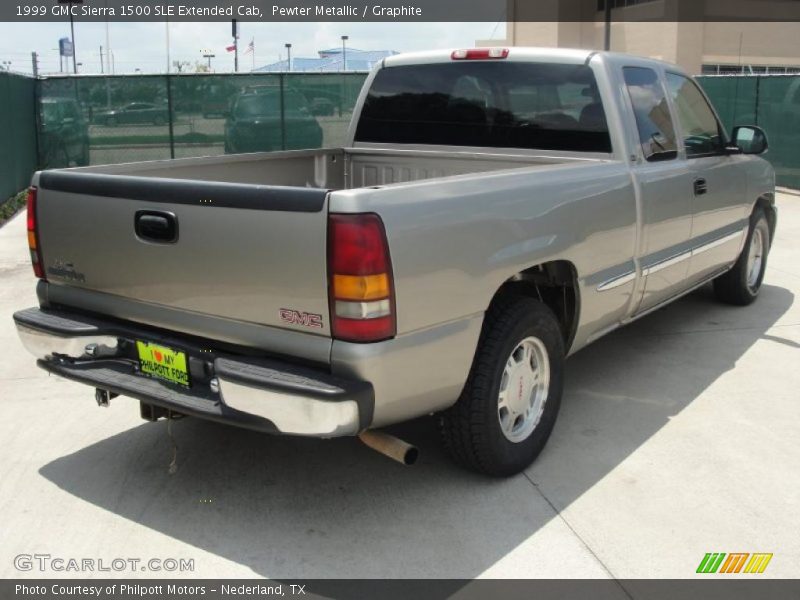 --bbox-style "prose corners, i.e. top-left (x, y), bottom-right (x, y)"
top-left (14, 48), bottom-right (776, 476)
